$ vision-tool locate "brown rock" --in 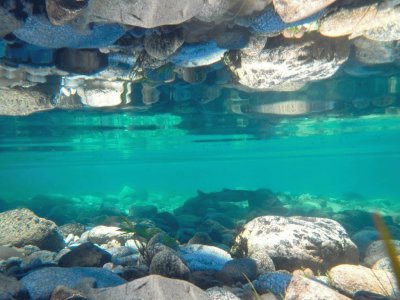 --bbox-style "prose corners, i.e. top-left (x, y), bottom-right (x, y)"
top-left (273, 0), bottom-right (336, 23)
